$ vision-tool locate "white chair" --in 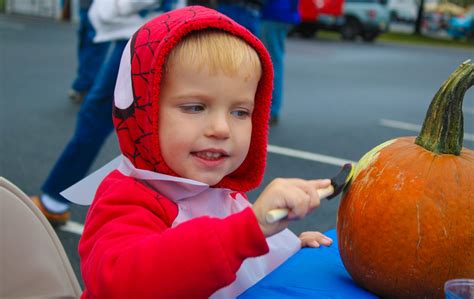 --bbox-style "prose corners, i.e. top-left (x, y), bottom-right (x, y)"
top-left (0, 177), bottom-right (82, 298)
